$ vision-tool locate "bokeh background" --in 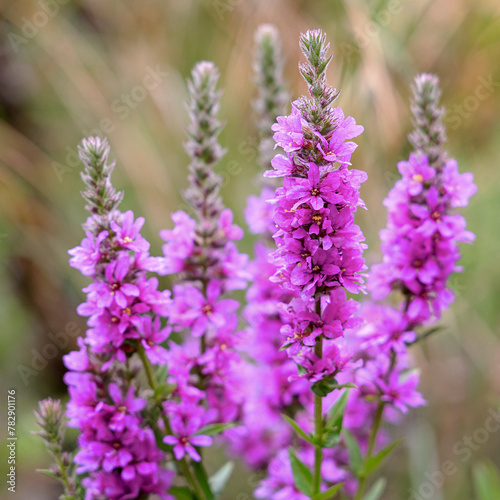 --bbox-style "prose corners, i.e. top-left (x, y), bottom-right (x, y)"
top-left (0, 0), bottom-right (499, 499)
